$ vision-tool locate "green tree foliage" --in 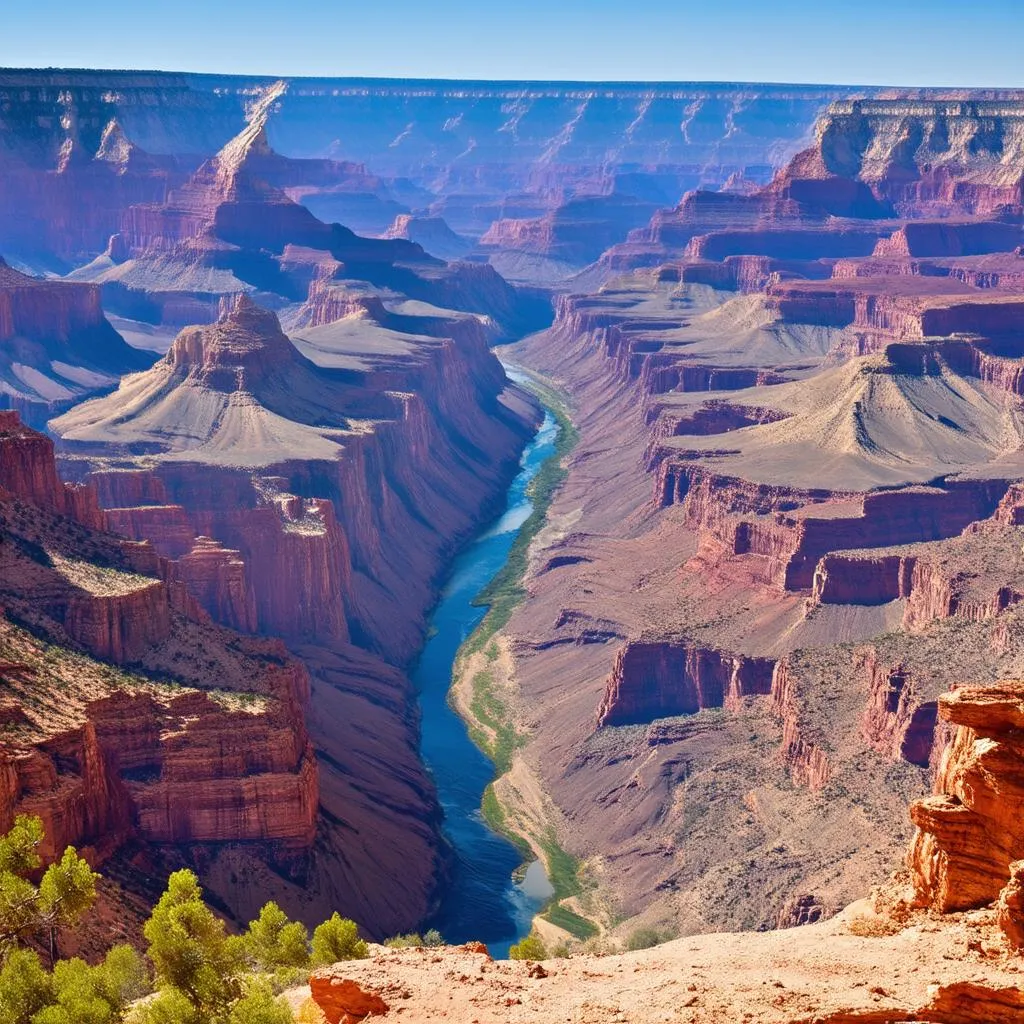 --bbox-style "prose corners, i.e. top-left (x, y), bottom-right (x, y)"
top-left (0, 816), bottom-right (97, 959)
top-left (0, 949), bottom-right (55, 1024)
top-left (0, 817), bottom-right (365, 1023)
top-left (508, 931), bottom-right (547, 961)
top-left (310, 913), bottom-right (367, 966)
top-left (226, 980), bottom-right (294, 1024)
top-left (130, 987), bottom-right (200, 1024)
top-left (232, 902), bottom-right (310, 973)
top-left (143, 869), bottom-right (242, 1019)
top-left (34, 946), bottom-right (149, 1024)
